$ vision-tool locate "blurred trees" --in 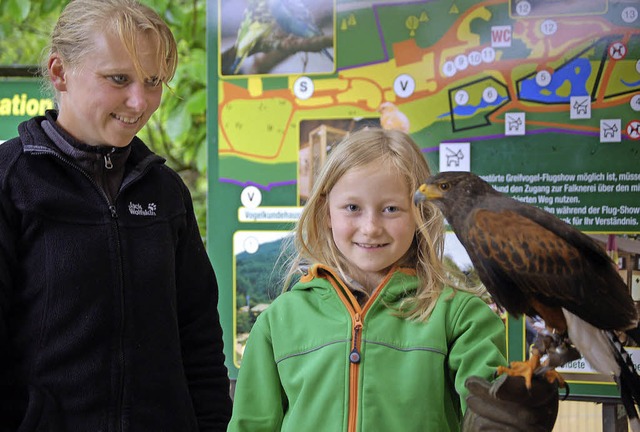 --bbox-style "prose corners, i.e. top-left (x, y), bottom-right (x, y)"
top-left (0, 0), bottom-right (210, 236)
